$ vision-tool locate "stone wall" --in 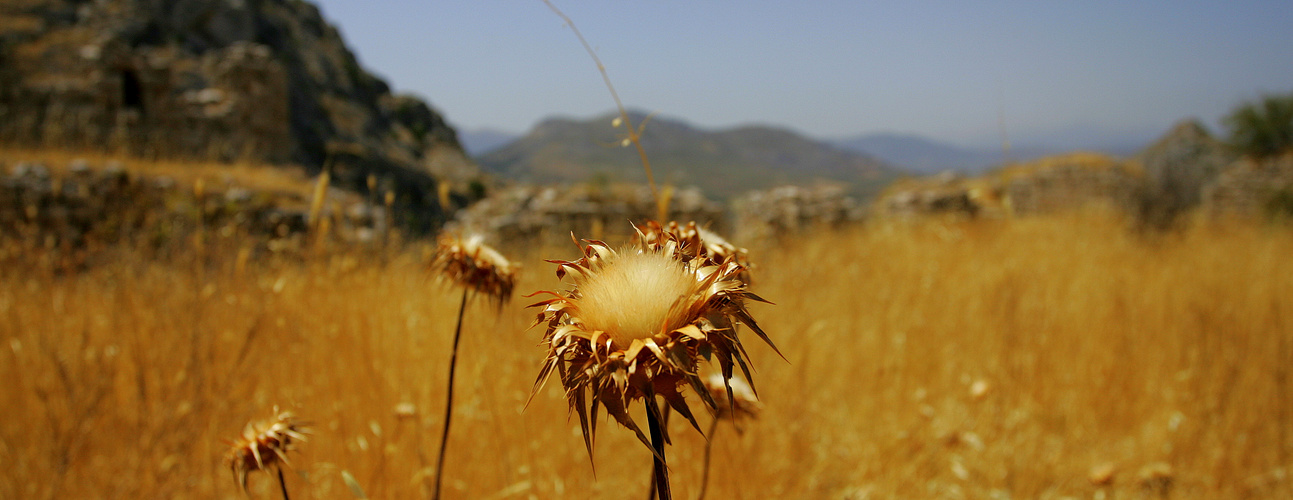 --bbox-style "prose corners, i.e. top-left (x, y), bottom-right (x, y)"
top-left (448, 183), bottom-right (726, 245)
top-left (731, 185), bottom-right (865, 242)
top-left (876, 153), bottom-right (1145, 221)
top-left (1002, 154), bottom-right (1144, 215)
top-left (1202, 154), bottom-right (1293, 219)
